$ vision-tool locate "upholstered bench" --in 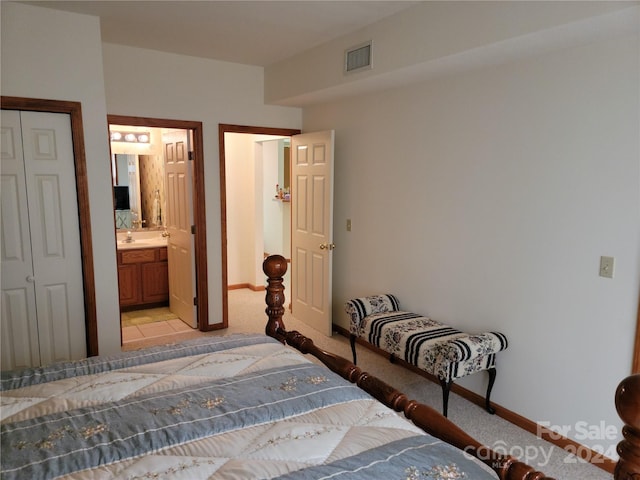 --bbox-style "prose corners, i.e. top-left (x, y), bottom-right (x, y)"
top-left (345, 294), bottom-right (508, 417)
